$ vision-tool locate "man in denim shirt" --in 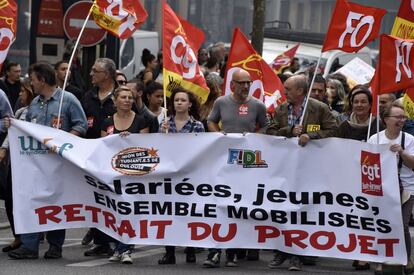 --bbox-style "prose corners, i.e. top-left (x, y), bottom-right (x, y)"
top-left (8, 63), bottom-right (87, 260)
